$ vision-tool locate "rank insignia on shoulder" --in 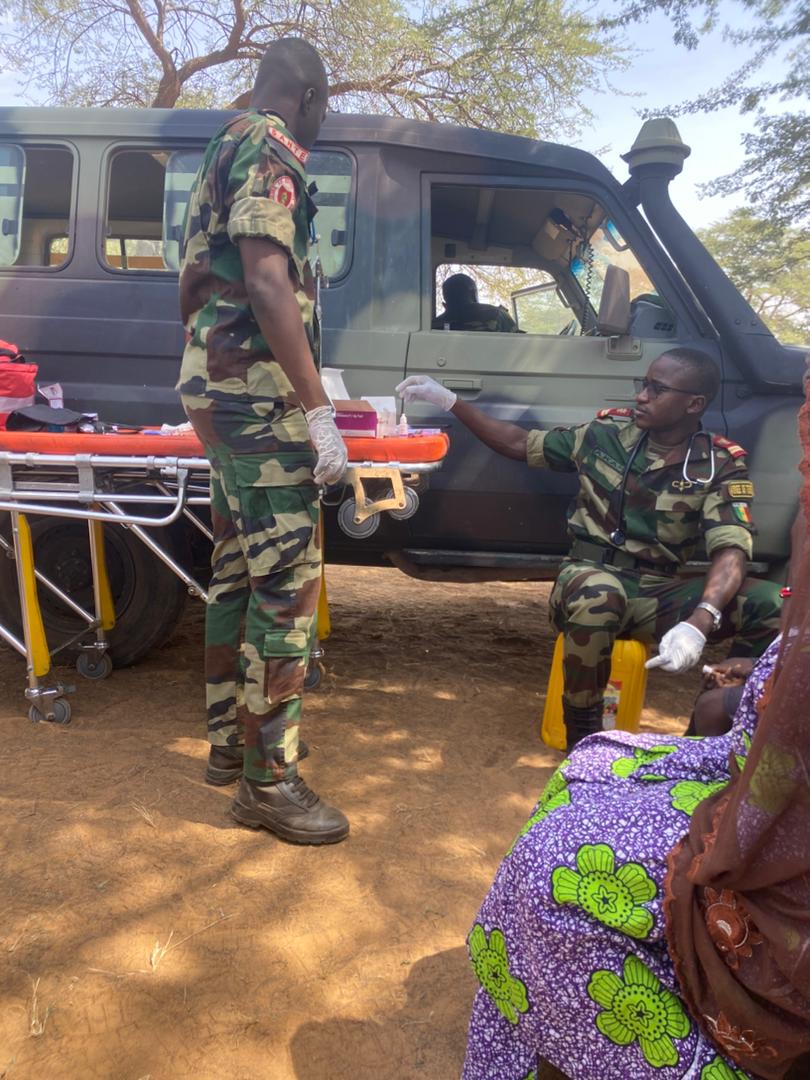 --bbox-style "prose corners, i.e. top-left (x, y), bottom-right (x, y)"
top-left (712, 434), bottom-right (746, 458)
top-left (596, 407), bottom-right (634, 419)
top-left (732, 502), bottom-right (753, 524)
top-left (727, 480), bottom-right (755, 499)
